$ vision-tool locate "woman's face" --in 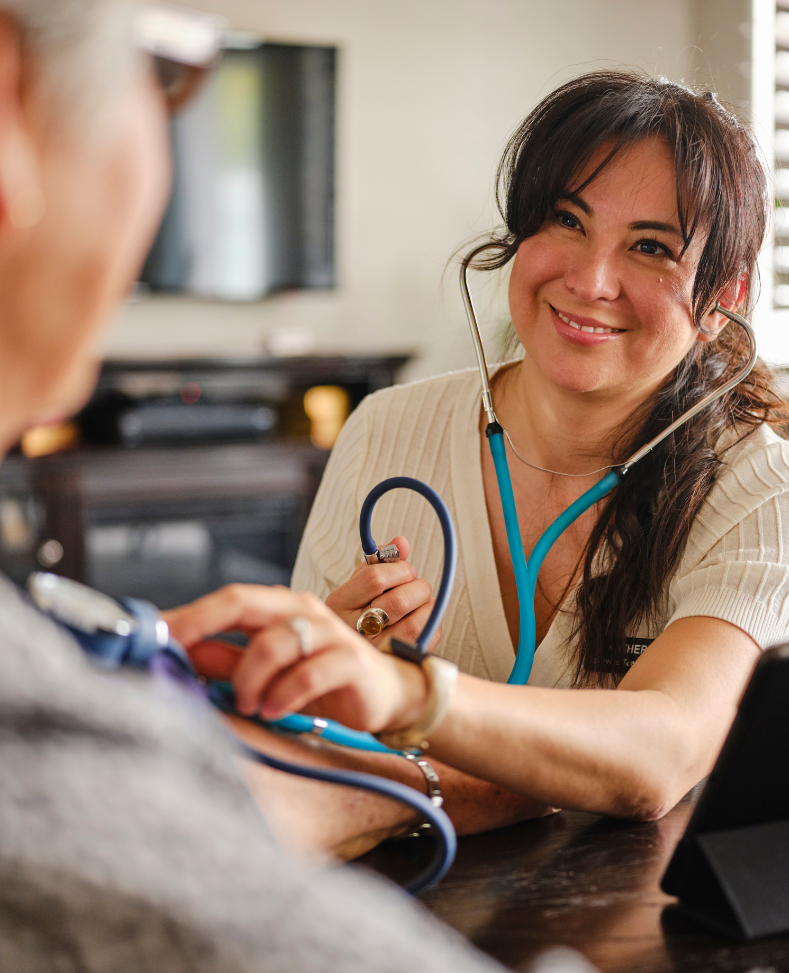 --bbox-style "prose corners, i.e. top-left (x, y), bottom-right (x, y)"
top-left (0, 41), bottom-right (171, 448)
top-left (508, 138), bottom-right (713, 403)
